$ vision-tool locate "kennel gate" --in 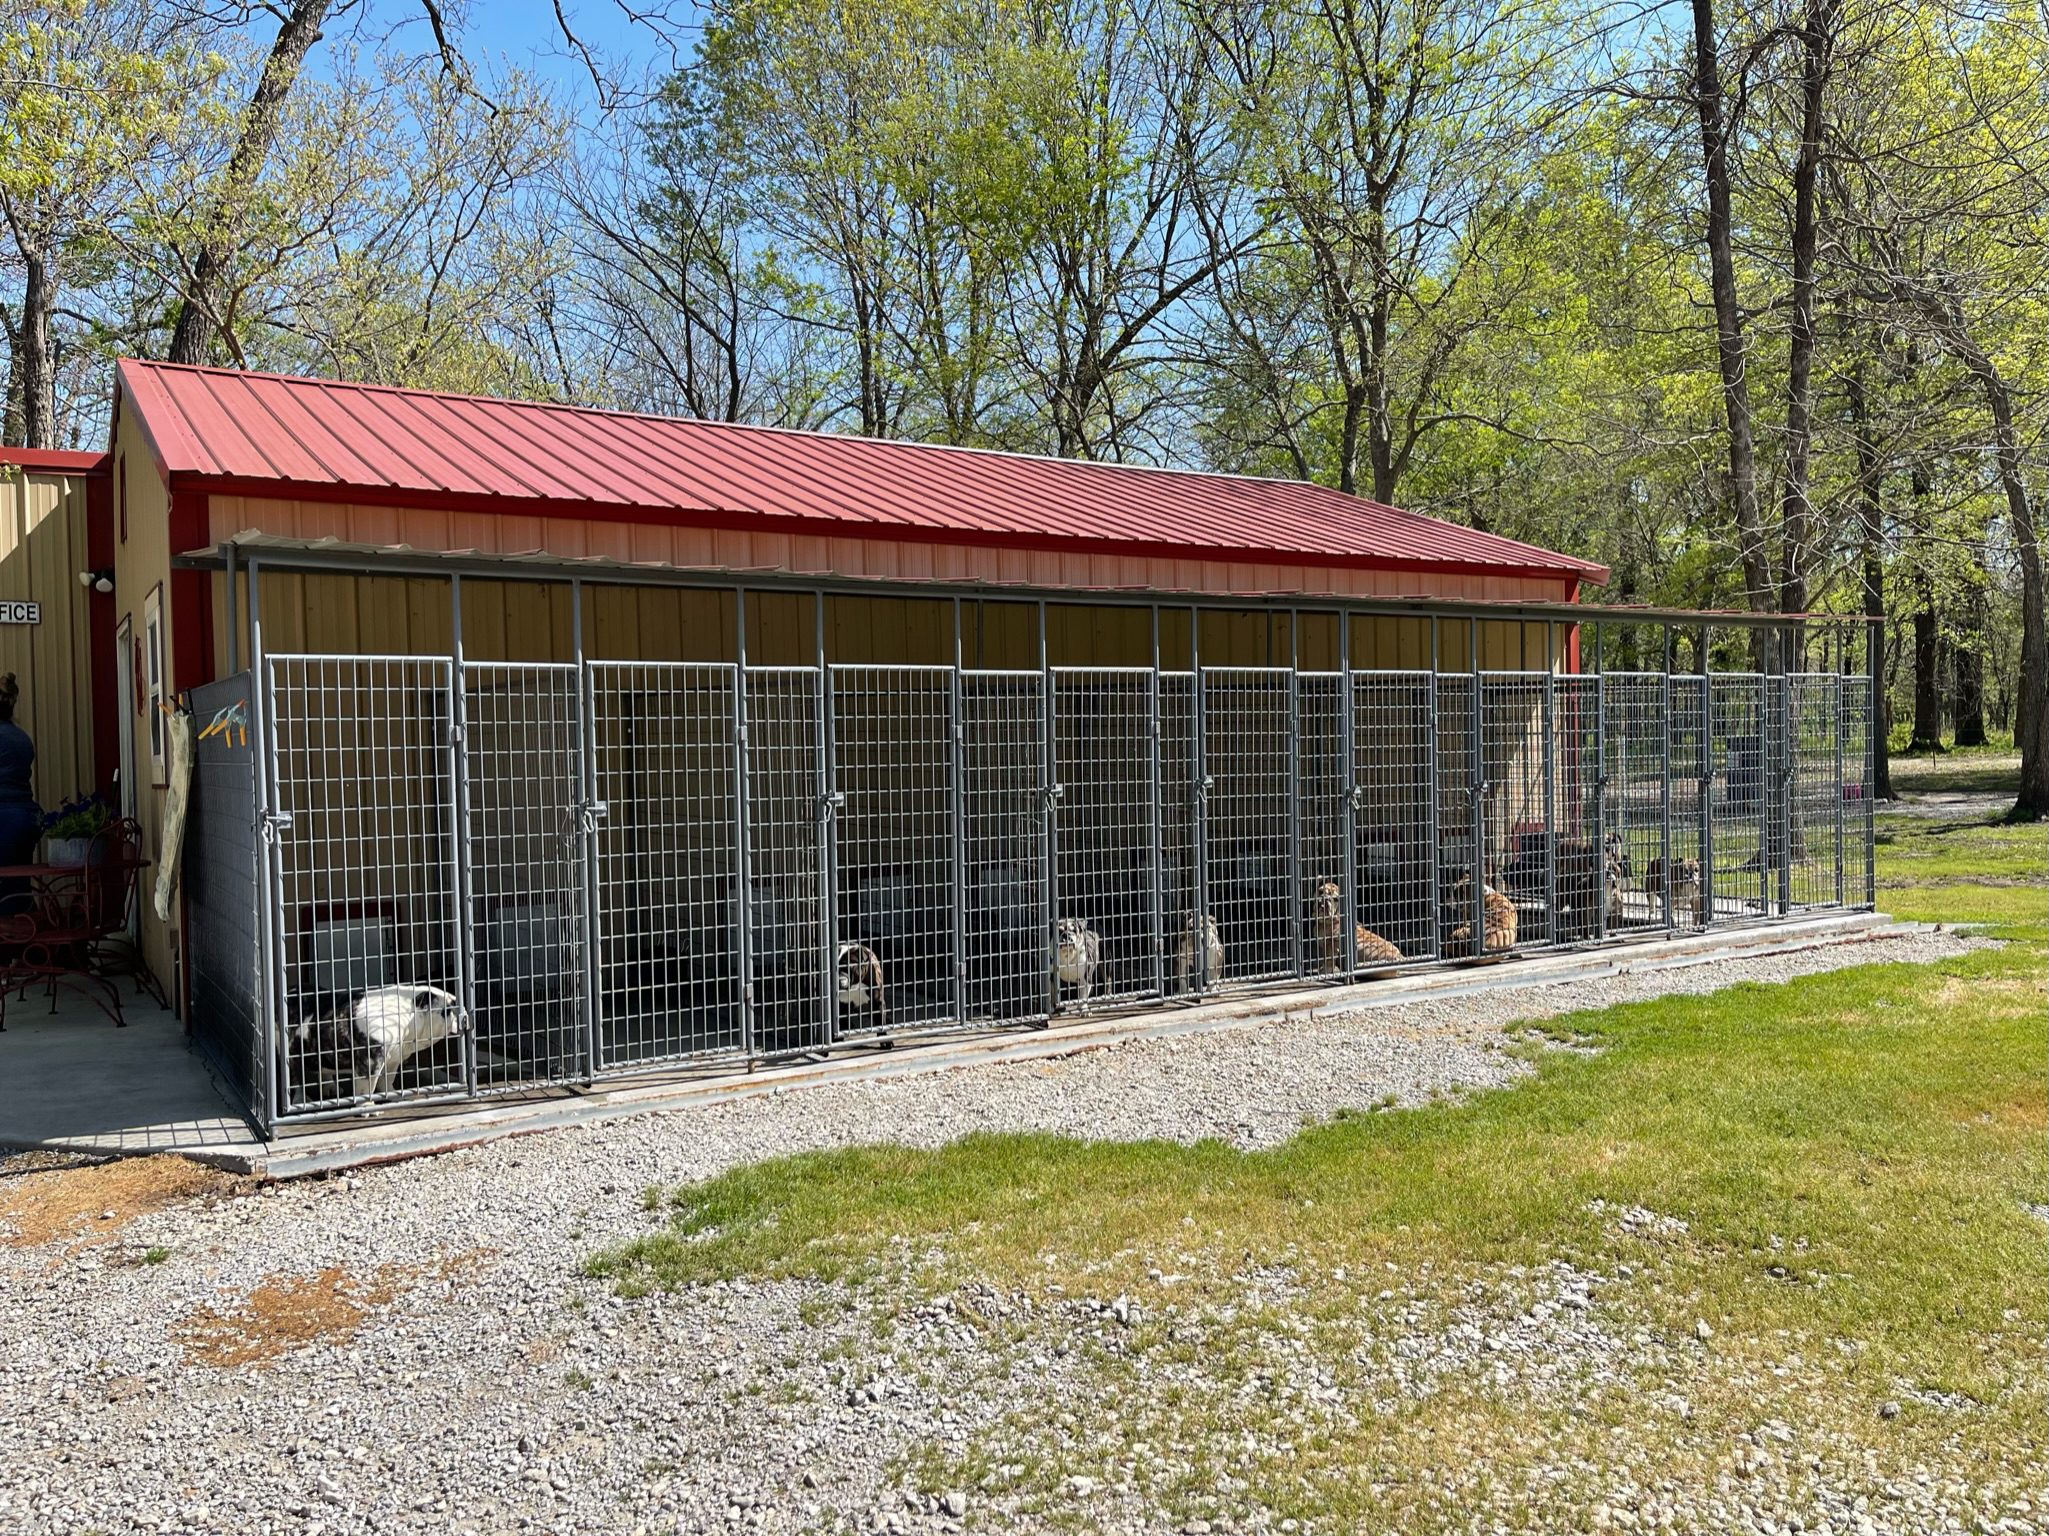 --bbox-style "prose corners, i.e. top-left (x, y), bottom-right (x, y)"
top-left (235, 647), bottom-right (1878, 1126)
